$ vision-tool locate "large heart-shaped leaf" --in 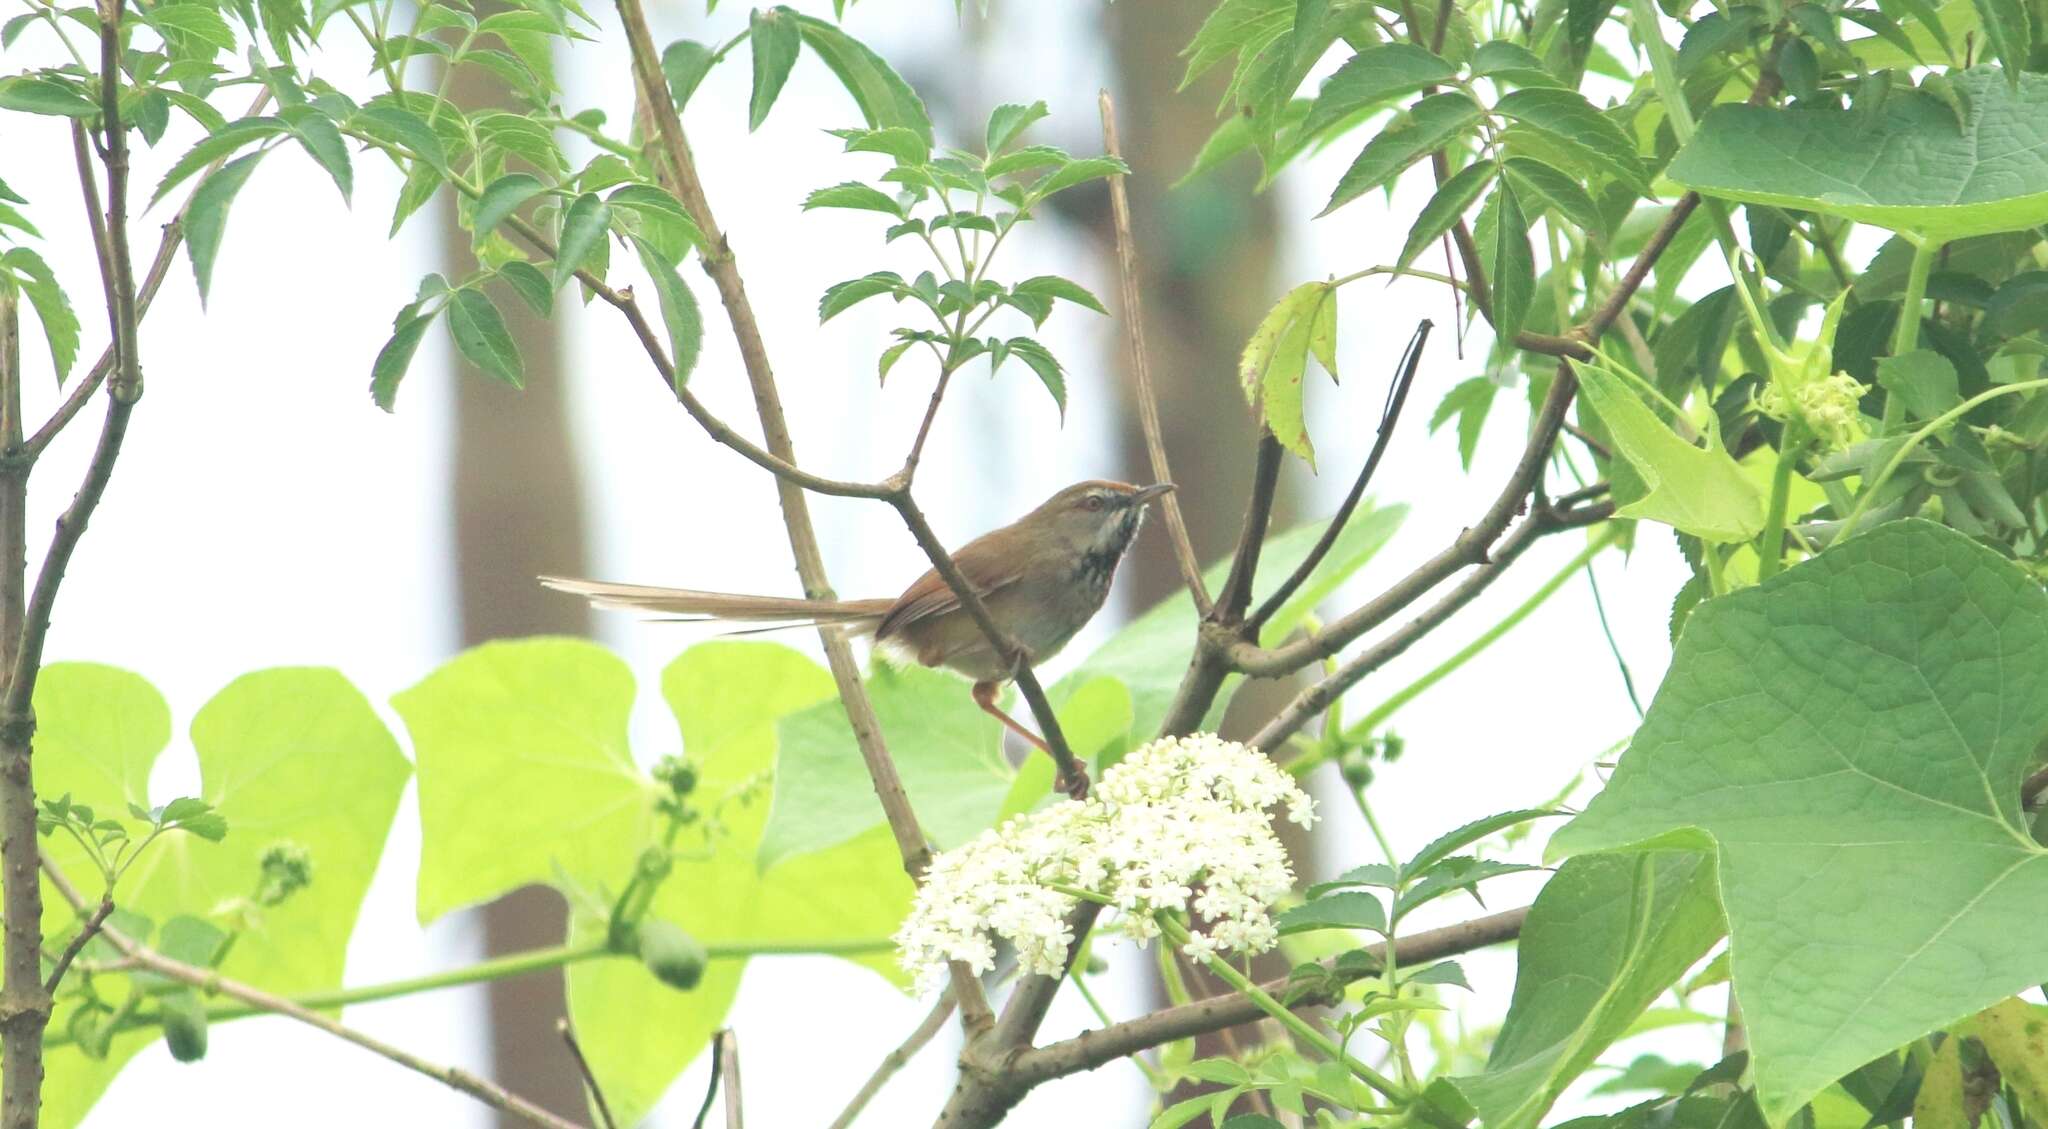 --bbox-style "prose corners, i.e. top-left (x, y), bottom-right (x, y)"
top-left (1666, 67), bottom-right (2048, 240)
top-left (41, 665), bottom-right (410, 1129)
top-left (1551, 520), bottom-right (2048, 1122)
